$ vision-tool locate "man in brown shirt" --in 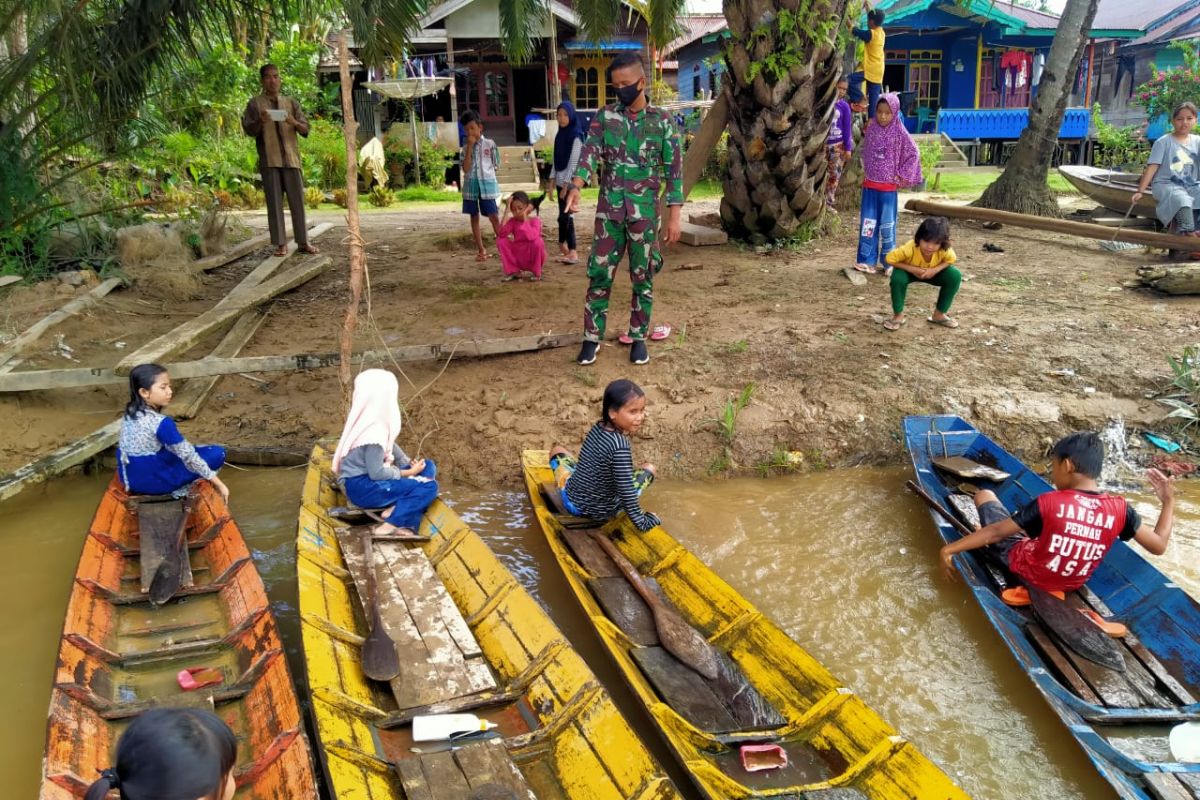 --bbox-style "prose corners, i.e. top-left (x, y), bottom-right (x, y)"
top-left (241, 64), bottom-right (319, 256)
